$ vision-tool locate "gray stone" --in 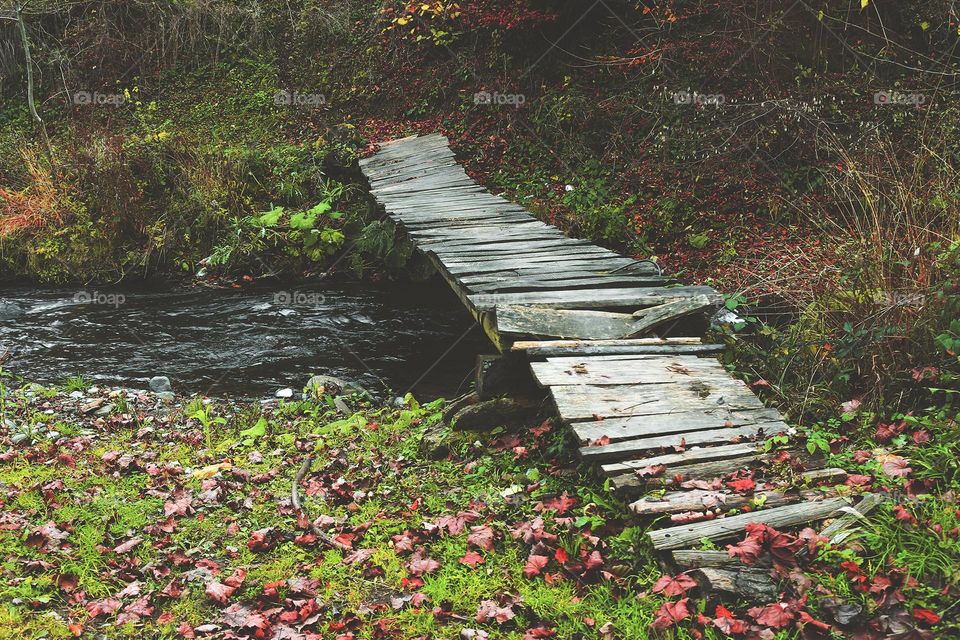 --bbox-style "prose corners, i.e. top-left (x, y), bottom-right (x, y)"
top-left (149, 376), bottom-right (173, 394)
top-left (275, 388), bottom-right (294, 399)
top-left (450, 398), bottom-right (537, 431)
top-left (11, 432), bottom-right (28, 445)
